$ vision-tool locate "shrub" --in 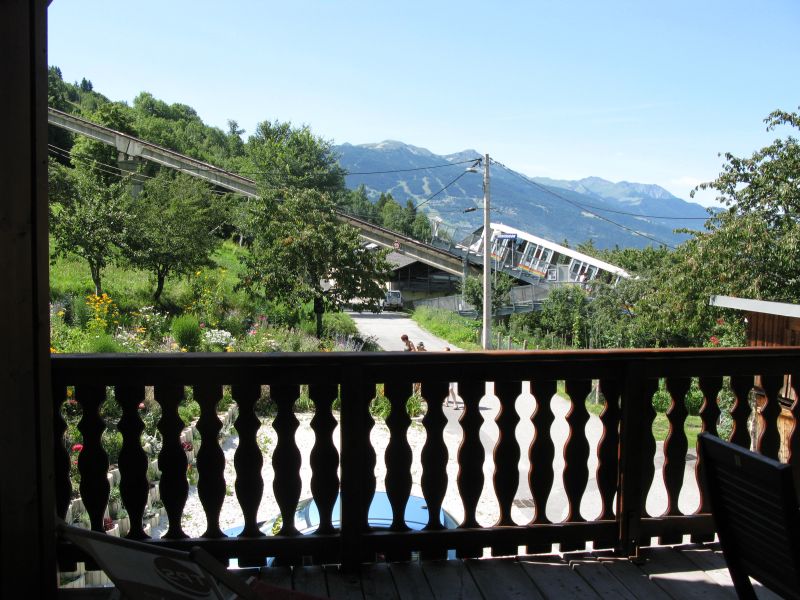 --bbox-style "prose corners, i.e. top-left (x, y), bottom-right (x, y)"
top-left (178, 400), bottom-right (201, 425)
top-left (185, 269), bottom-right (228, 328)
top-left (84, 333), bottom-right (123, 353)
top-left (171, 314), bottom-right (202, 351)
top-left (65, 293), bottom-right (91, 328)
top-left (102, 430), bottom-right (123, 465)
